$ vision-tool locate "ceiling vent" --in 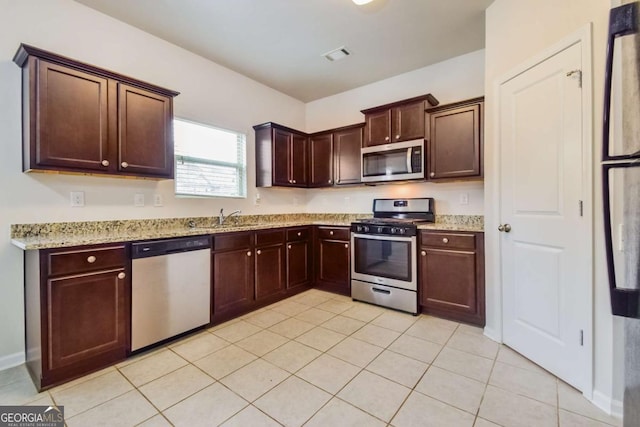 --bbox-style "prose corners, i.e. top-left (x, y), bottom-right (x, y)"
top-left (323, 47), bottom-right (351, 62)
